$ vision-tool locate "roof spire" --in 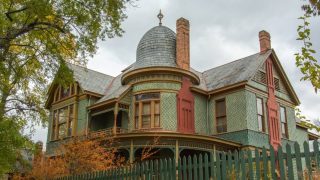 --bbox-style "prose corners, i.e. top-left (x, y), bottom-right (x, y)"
top-left (157, 9), bottom-right (164, 26)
